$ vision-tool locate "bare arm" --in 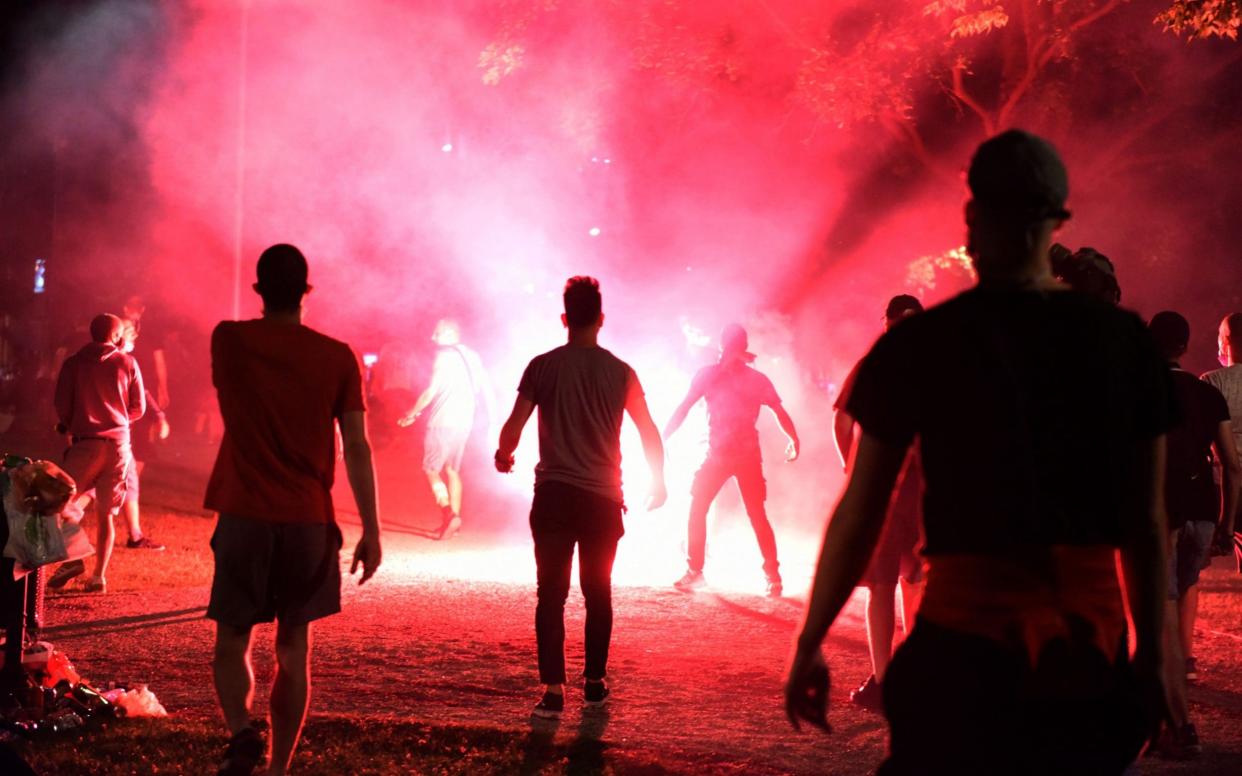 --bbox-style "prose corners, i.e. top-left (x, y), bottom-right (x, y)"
top-left (785, 432), bottom-right (909, 730)
top-left (340, 410), bottom-right (381, 584)
top-left (153, 347), bottom-right (169, 407)
top-left (53, 362), bottom-right (74, 430)
top-left (128, 364), bottom-right (147, 423)
top-left (1213, 420), bottom-right (1242, 538)
top-left (769, 403), bottom-right (801, 462)
top-left (833, 409), bottom-right (856, 472)
top-left (626, 374), bottom-right (667, 509)
top-left (495, 395), bottom-right (535, 472)
top-left (662, 384), bottom-right (704, 439)
top-left (399, 355), bottom-right (445, 425)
